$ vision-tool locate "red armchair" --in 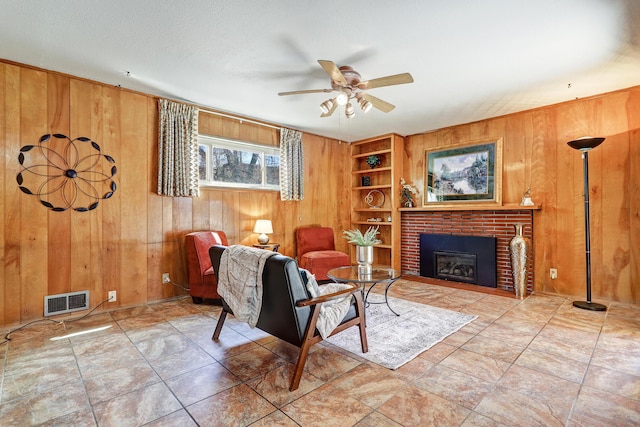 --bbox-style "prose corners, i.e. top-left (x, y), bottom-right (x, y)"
top-left (296, 227), bottom-right (350, 282)
top-left (185, 231), bottom-right (228, 303)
